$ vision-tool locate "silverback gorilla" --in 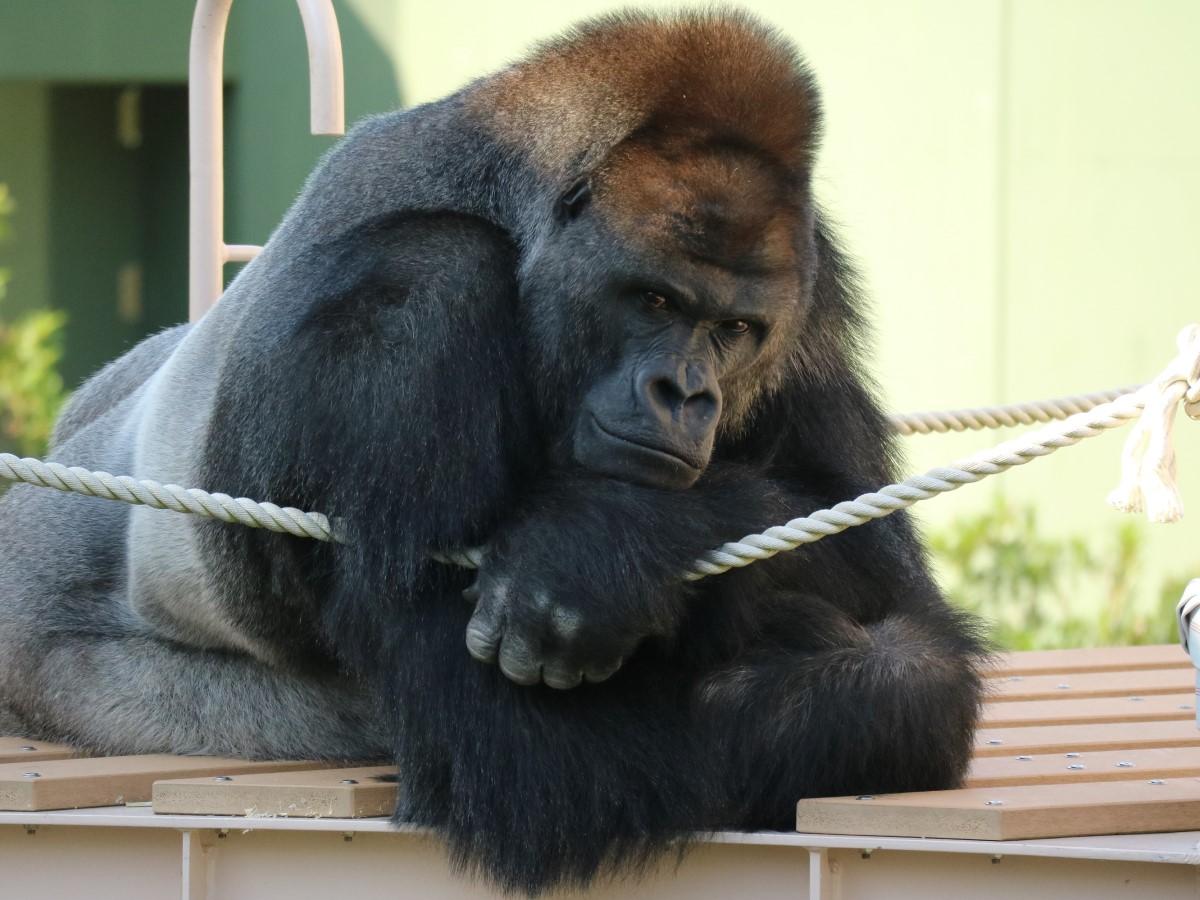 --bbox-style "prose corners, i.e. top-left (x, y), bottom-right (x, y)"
top-left (0, 10), bottom-right (984, 895)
